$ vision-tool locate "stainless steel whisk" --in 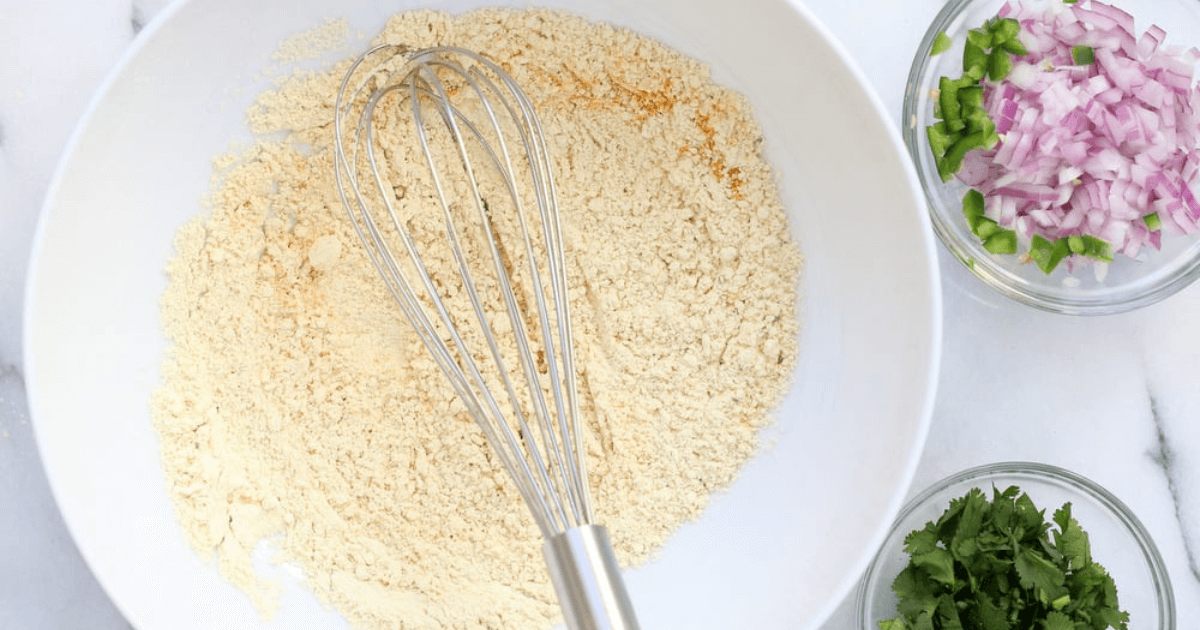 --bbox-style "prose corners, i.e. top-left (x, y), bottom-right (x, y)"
top-left (333, 44), bottom-right (640, 630)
